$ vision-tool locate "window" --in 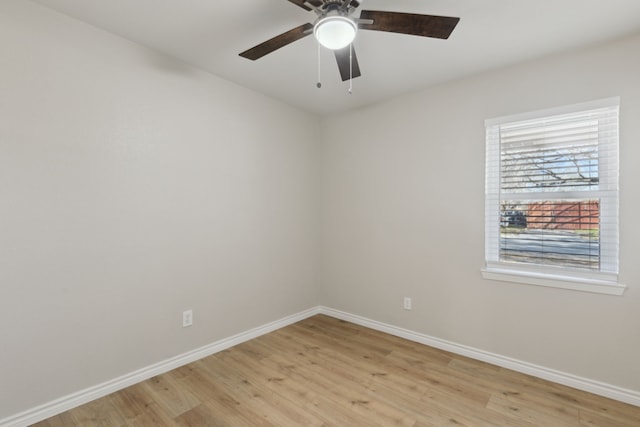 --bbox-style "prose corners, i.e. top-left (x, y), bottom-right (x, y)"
top-left (483, 98), bottom-right (625, 295)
